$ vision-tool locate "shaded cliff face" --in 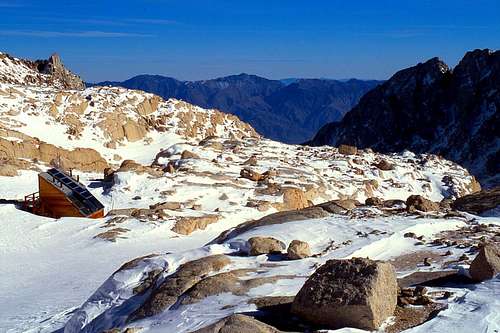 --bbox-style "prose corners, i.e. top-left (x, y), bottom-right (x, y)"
top-left (310, 49), bottom-right (500, 186)
top-left (93, 74), bottom-right (381, 143)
